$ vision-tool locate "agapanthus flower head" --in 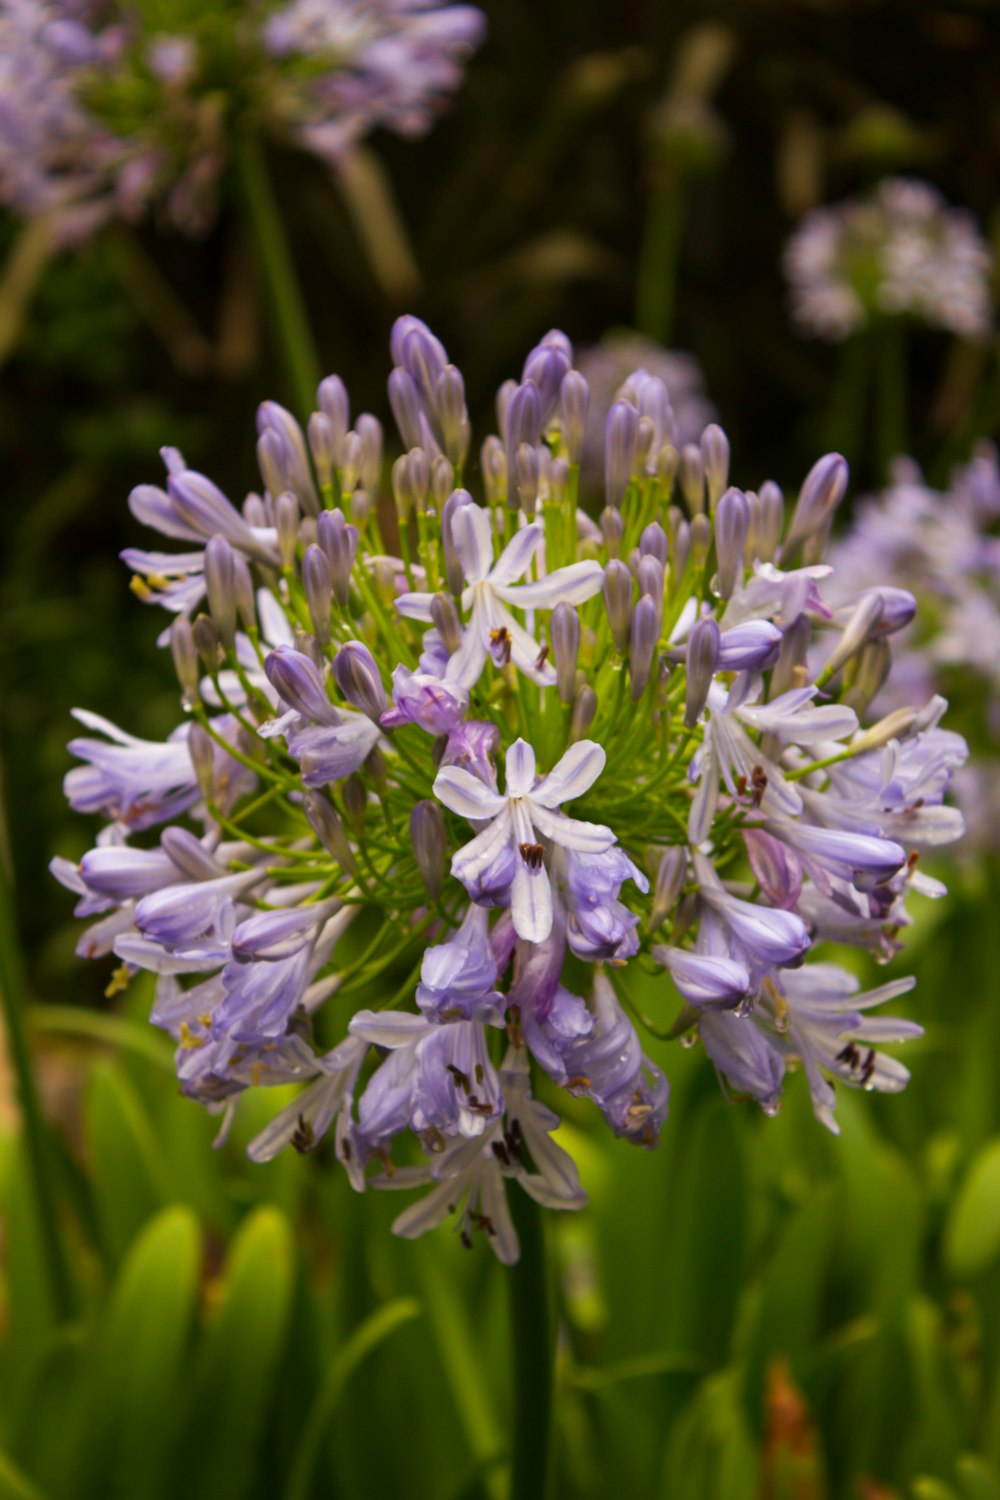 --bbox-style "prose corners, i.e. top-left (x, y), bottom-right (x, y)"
top-left (827, 444), bottom-right (1000, 852)
top-left (575, 331), bottom-right (716, 499)
top-left (784, 177), bottom-right (993, 342)
top-left (56, 315), bottom-right (966, 1262)
top-left (0, 0), bottom-right (485, 237)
